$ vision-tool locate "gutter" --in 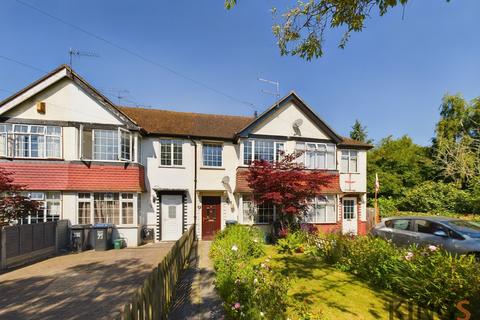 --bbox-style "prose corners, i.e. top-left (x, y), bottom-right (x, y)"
top-left (188, 136), bottom-right (198, 238)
